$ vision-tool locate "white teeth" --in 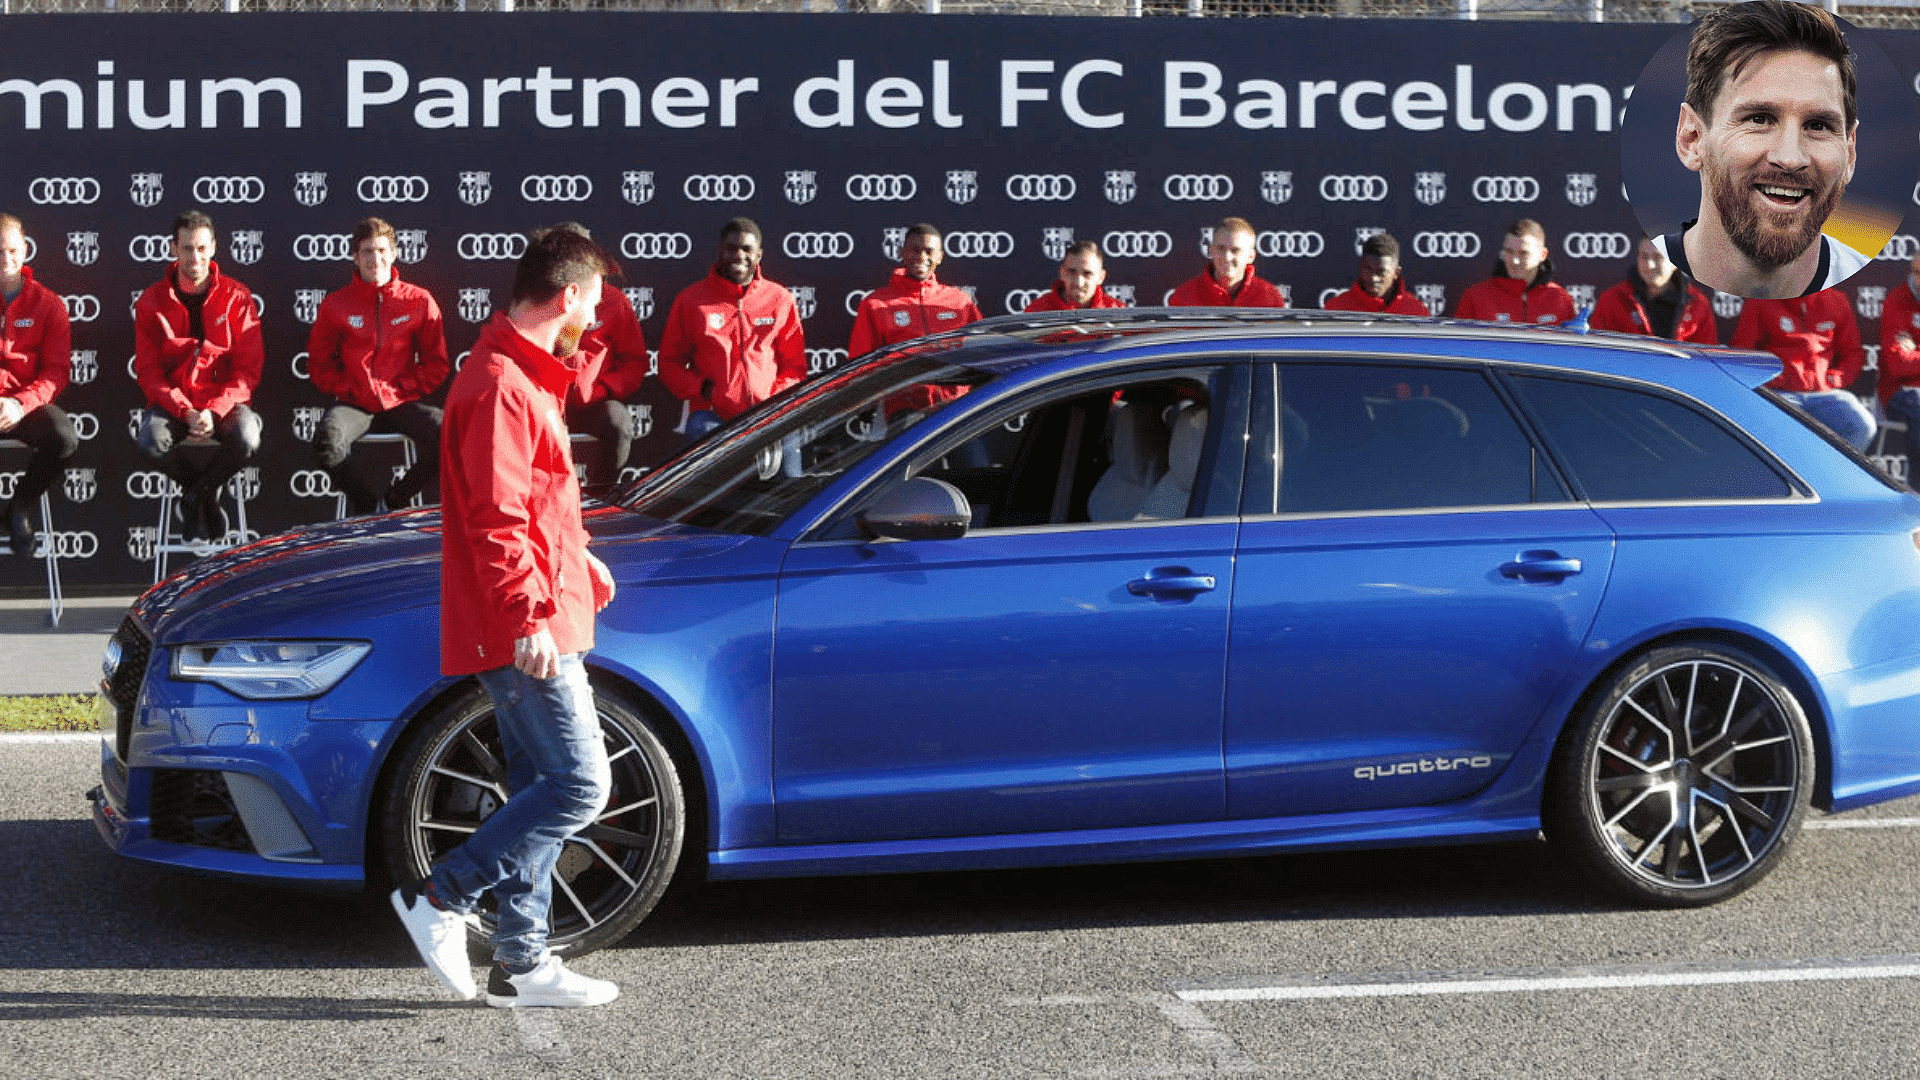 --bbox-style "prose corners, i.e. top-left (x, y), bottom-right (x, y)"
top-left (1758, 185), bottom-right (1807, 199)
